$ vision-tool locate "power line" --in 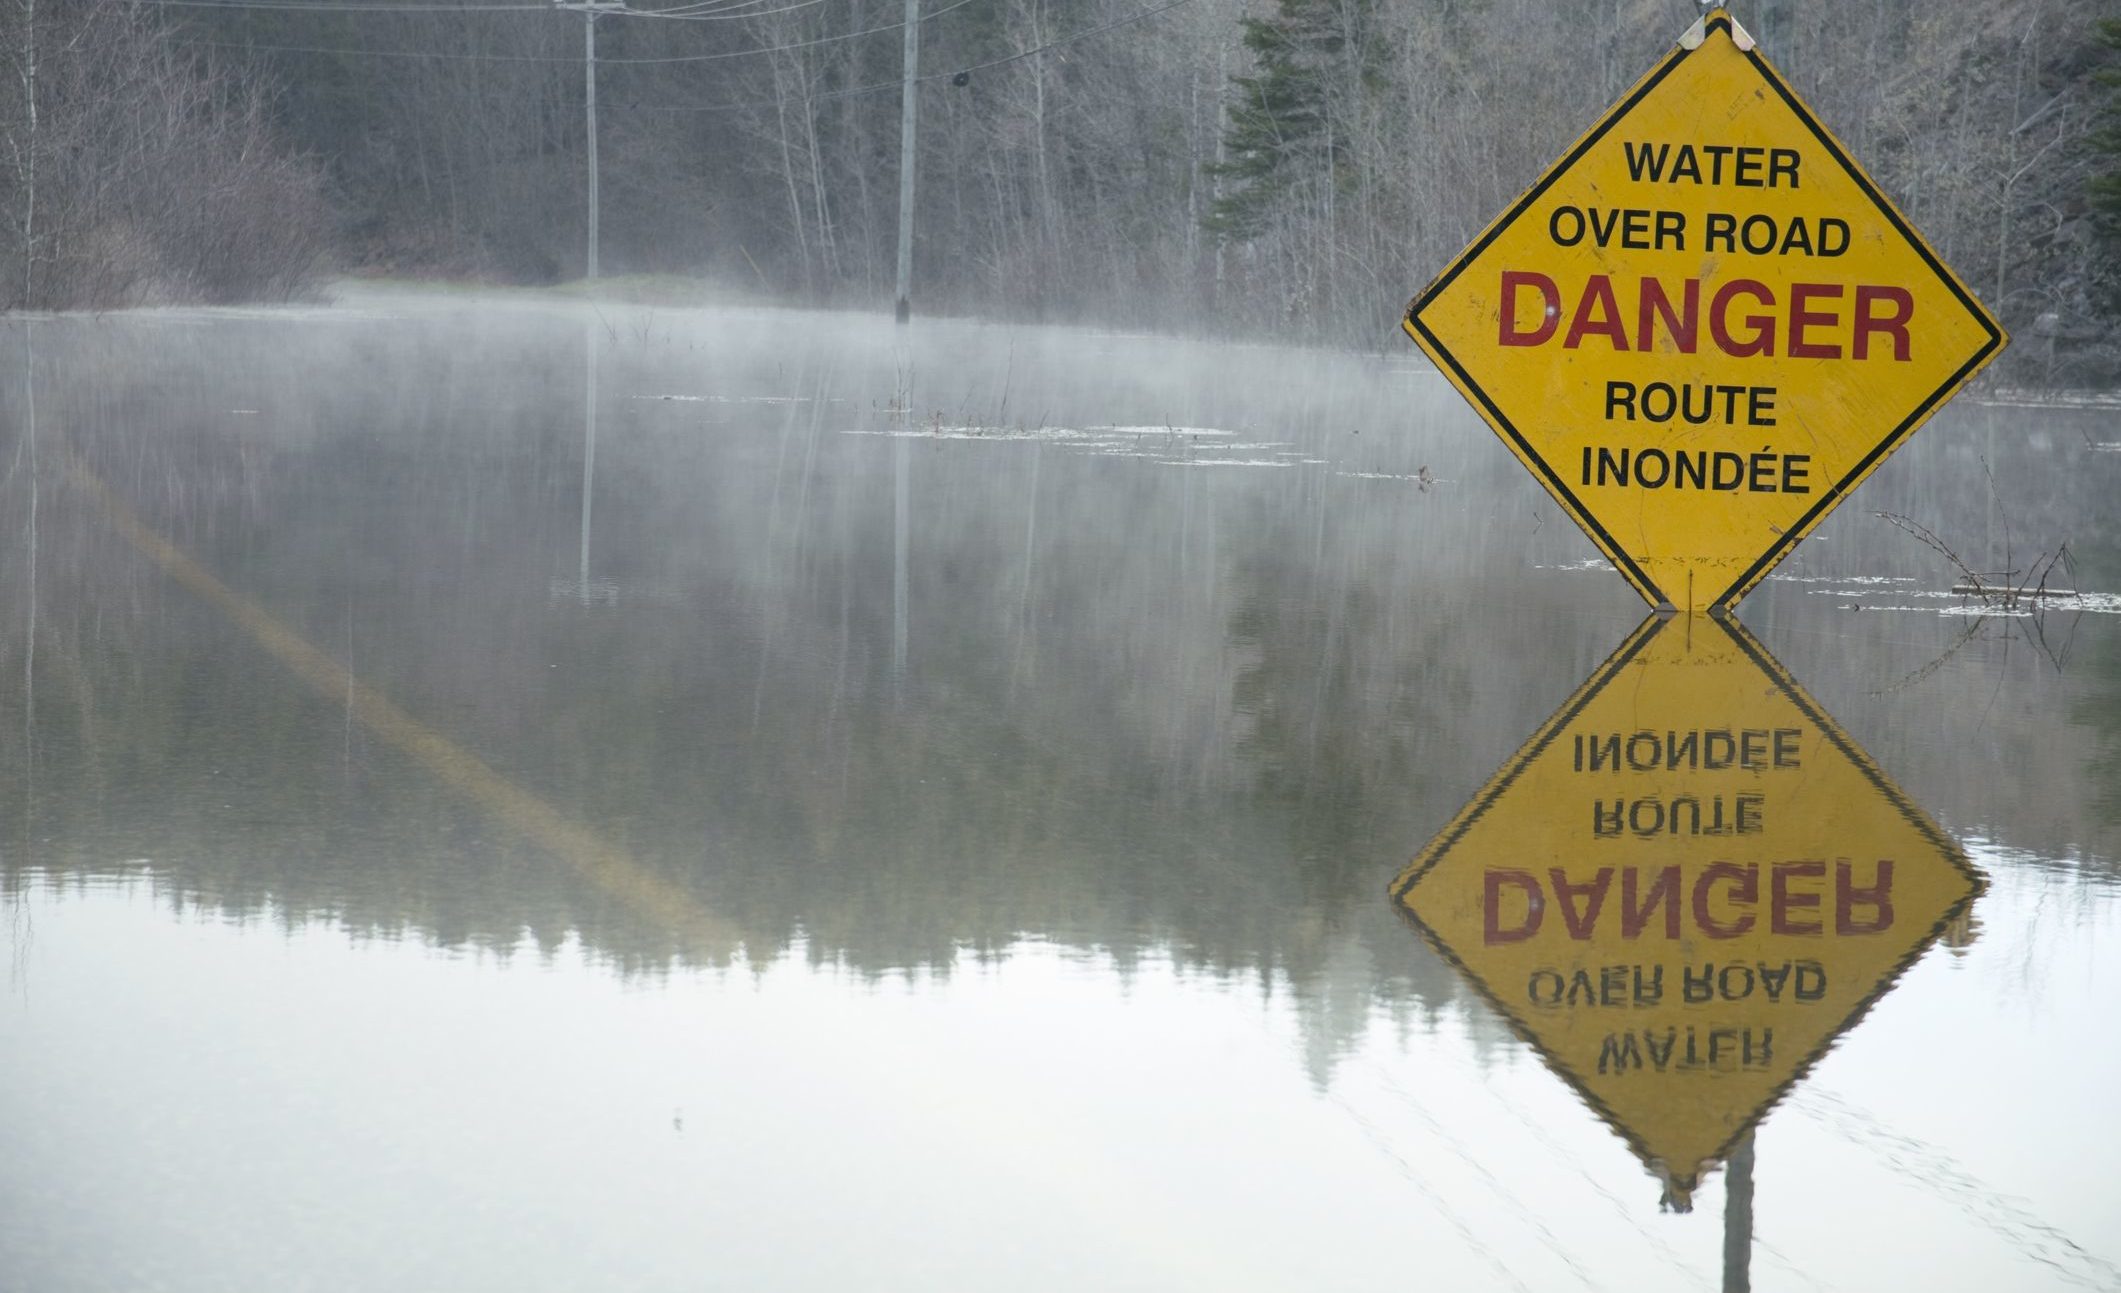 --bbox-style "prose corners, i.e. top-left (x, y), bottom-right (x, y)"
top-left (949, 0), bottom-right (1195, 77)
top-left (130, 0), bottom-right (815, 15)
top-left (622, 0), bottom-right (829, 21)
top-left (179, 37), bottom-right (561, 59)
top-left (177, 0), bottom-right (977, 64)
top-left (623, 0), bottom-right (811, 18)
top-left (168, 0), bottom-right (1197, 95)
top-left (627, 0), bottom-right (796, 14)
top-left (1793, 1090), bottom-right (2121, 1290)
top-left (130, 0), bottom-right (550, 11)
top-left (612, 0), bottom-right (1199, 112)
top-left (629, 0), bottom-right (781, 14)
